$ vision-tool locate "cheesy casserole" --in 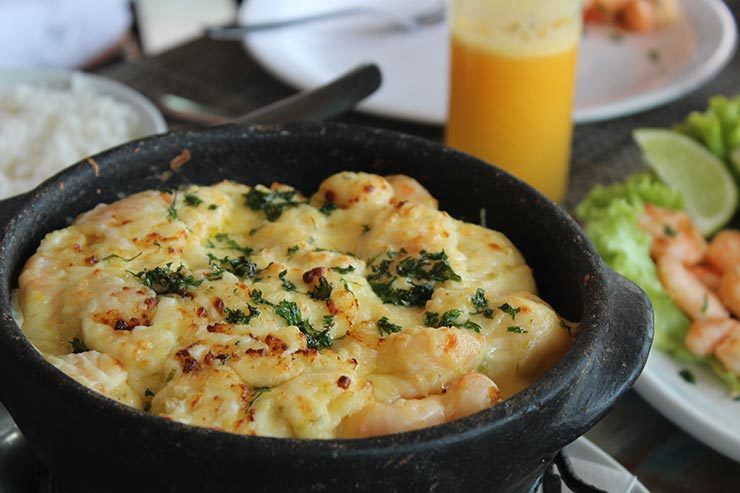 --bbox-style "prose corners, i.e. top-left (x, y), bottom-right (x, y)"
top-left (17, 172), bottom-right (574, 438)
